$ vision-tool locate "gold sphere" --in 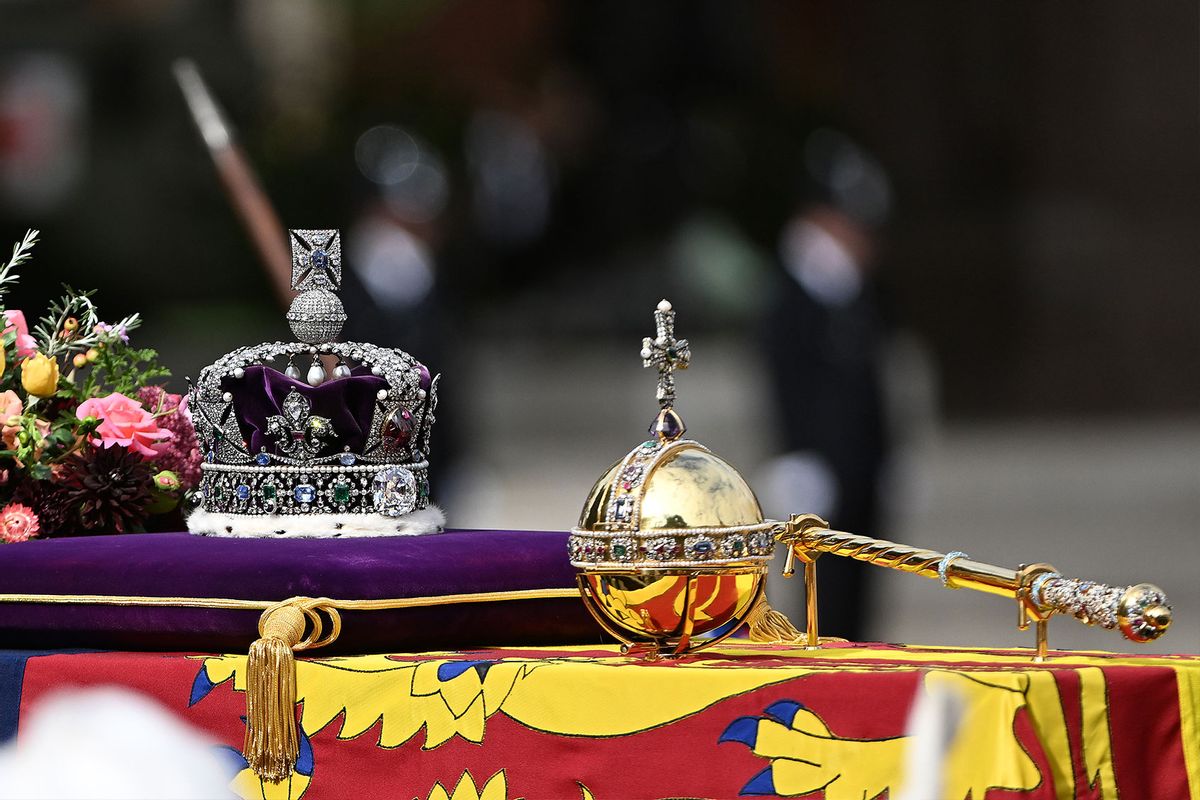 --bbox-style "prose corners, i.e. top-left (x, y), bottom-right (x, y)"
top-left (1117, 583), bottom-right (1172, 643)
top-left (570, 438), bottom-right (775, 657)
top-left (1144, 604), bottom-right (1172, 630)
